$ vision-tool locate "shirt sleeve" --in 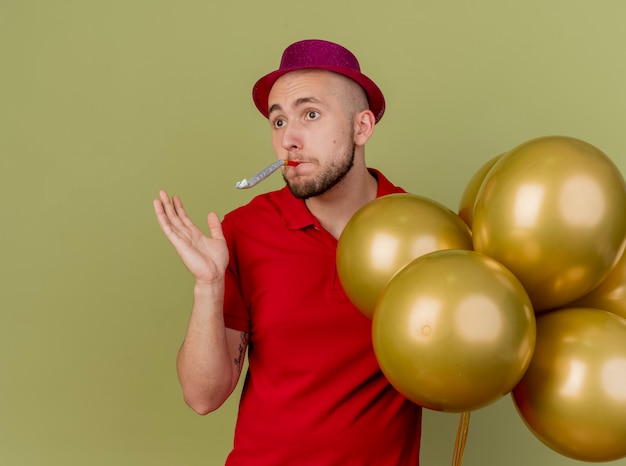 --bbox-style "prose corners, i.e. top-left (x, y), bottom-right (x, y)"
top-left (221, 214), bottom-right (251, 333)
